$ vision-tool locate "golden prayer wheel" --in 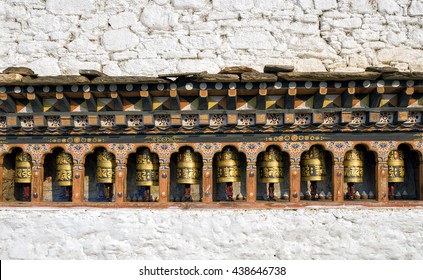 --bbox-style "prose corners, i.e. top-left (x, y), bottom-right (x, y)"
top-left (176, 147), bottom-right (202, 184)
top-left (56, 152), bottom-right (73, 187)
top-left (96, 149), bottom-right (115, 184)
top-left (344, 150), bottom-right (364, 183)
top-left (301, 146), bottom-right (326, 181)
top-left (388, 150), bottom-right (405, 183)
top-left (259, 146), bottom-right (284, 183)
top-left (217, 147), bottom-right (241, 183)
top-left (136, 148), bottom-right (159, 186)
top-left (15, 152), bottom-right (32, 183)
